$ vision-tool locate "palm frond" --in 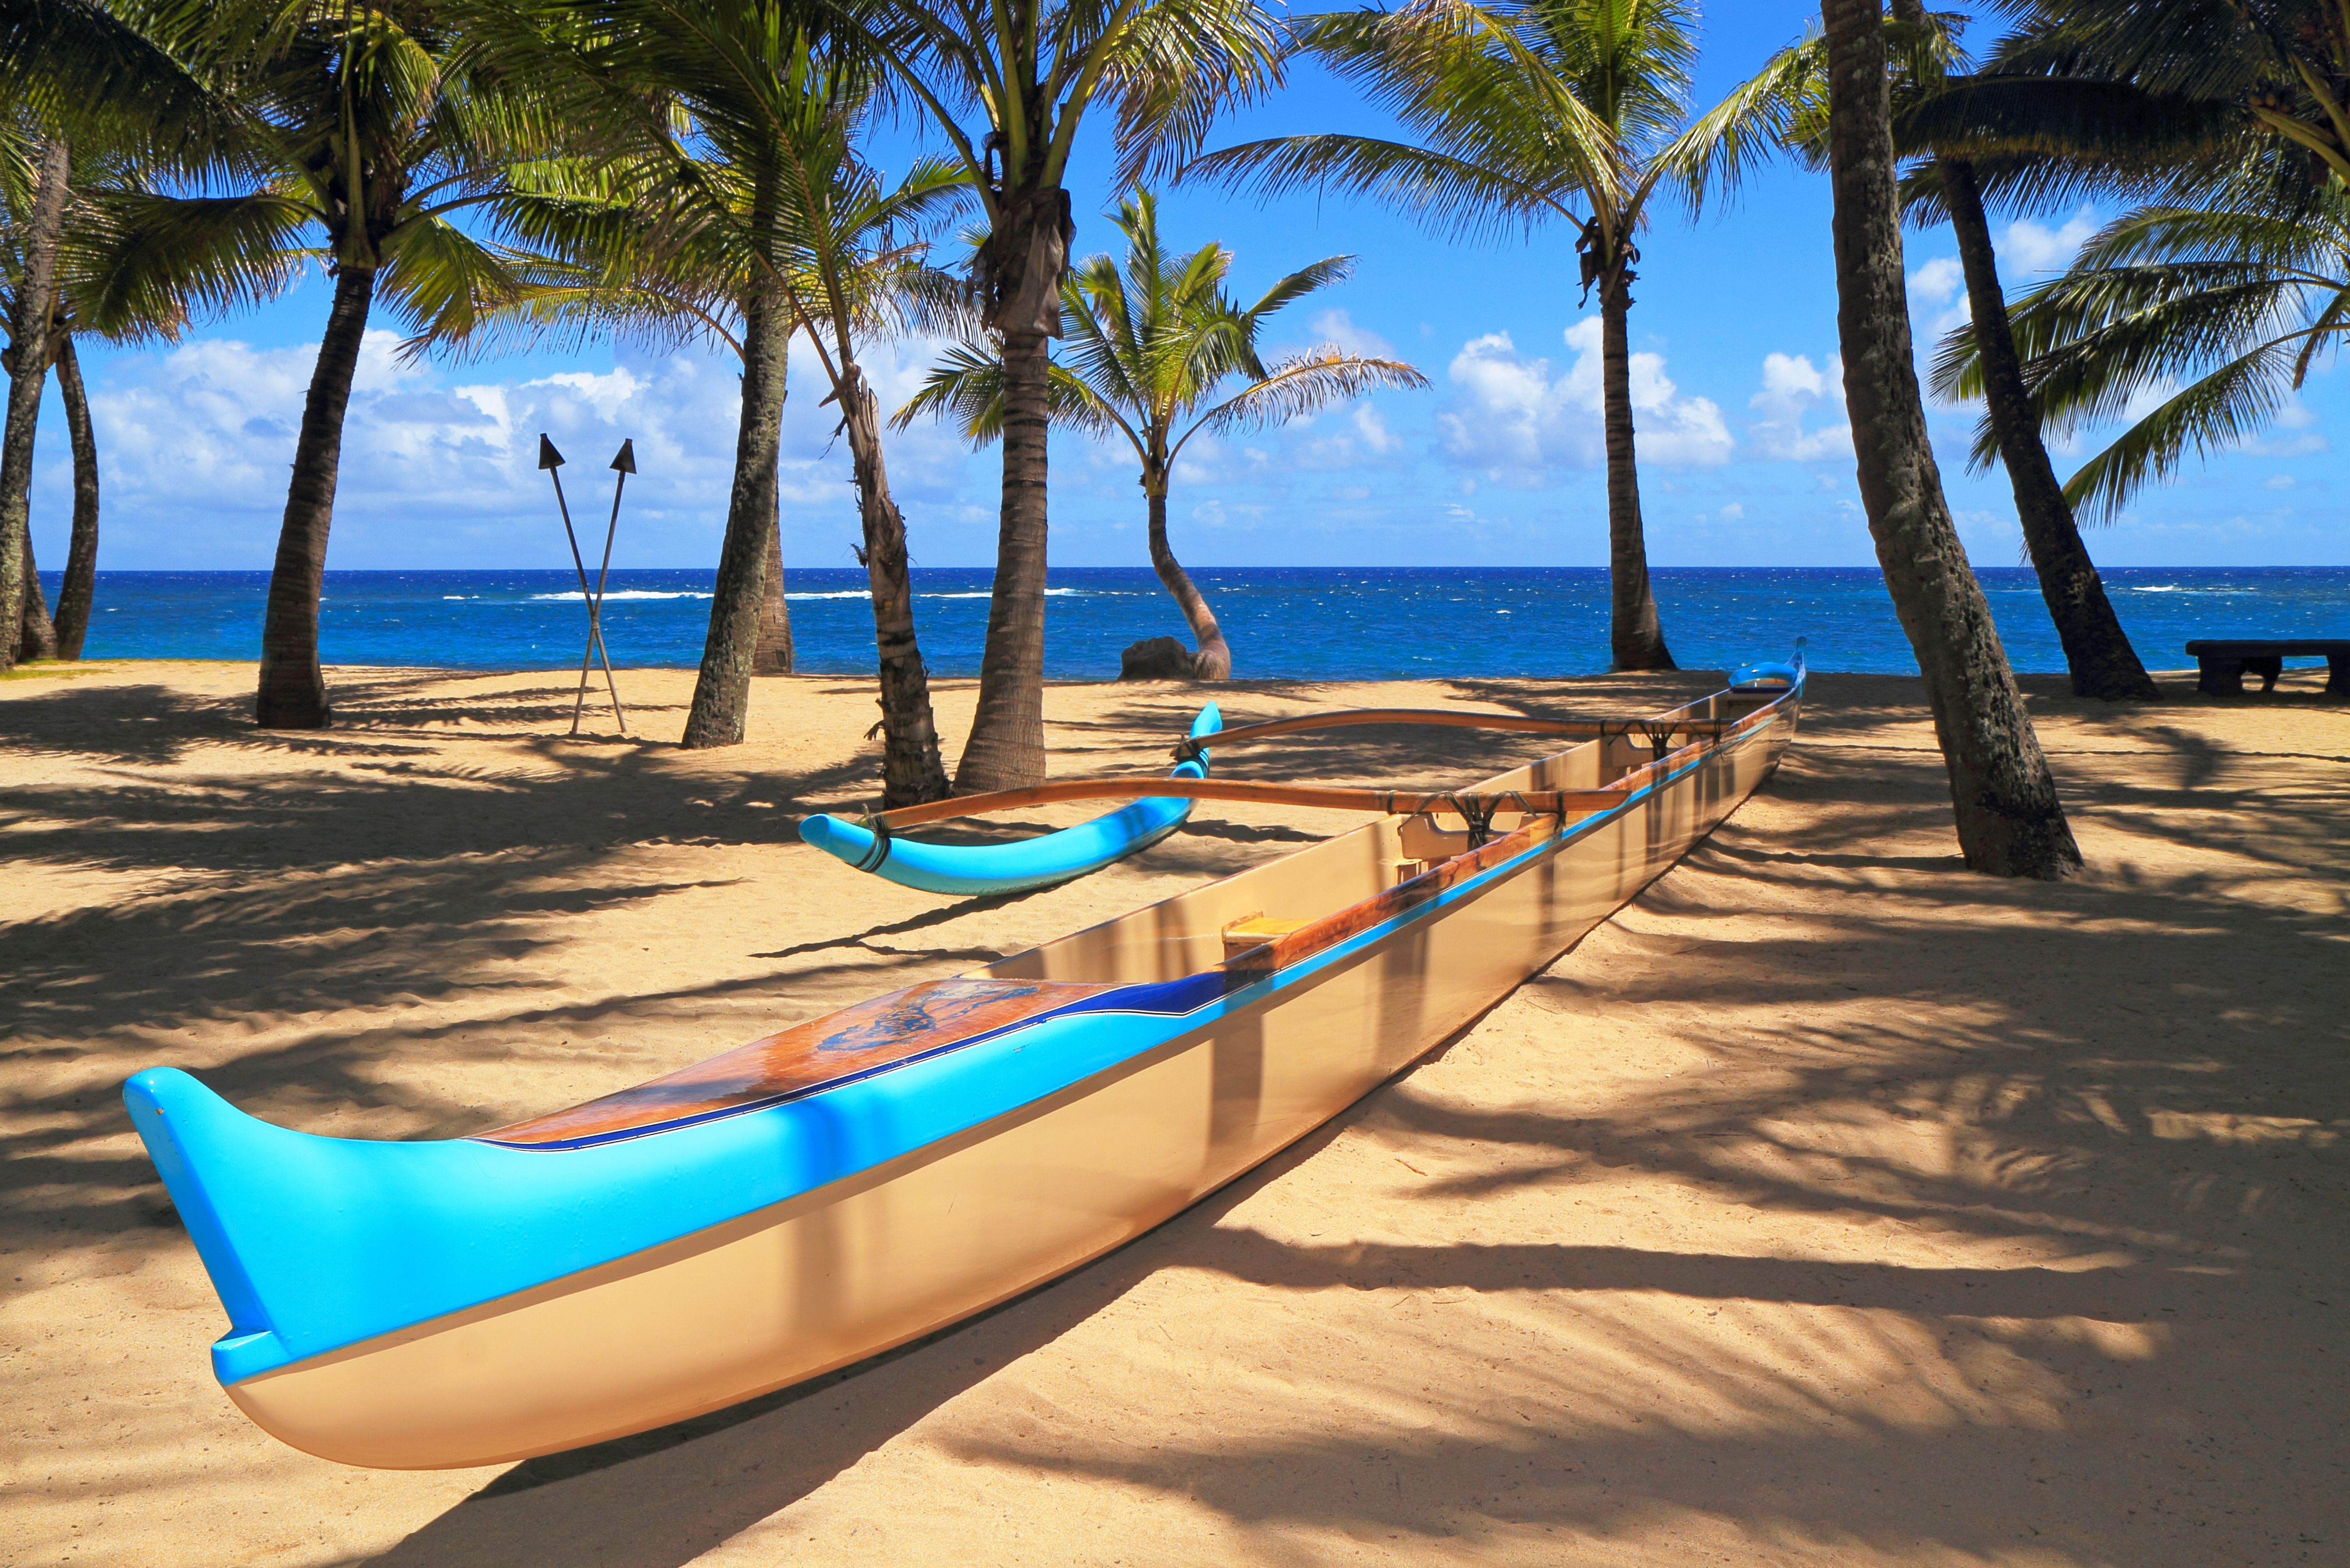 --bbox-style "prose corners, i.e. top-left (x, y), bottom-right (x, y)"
top-left (1186, 348), bottom-right (1430, 439)
top-left (2062, 338), bottom-right (2304, 523)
